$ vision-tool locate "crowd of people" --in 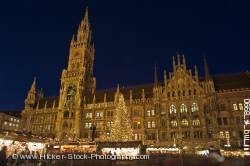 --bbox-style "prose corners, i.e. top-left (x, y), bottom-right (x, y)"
top-left (0, 143), bottom-right (246, 166)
